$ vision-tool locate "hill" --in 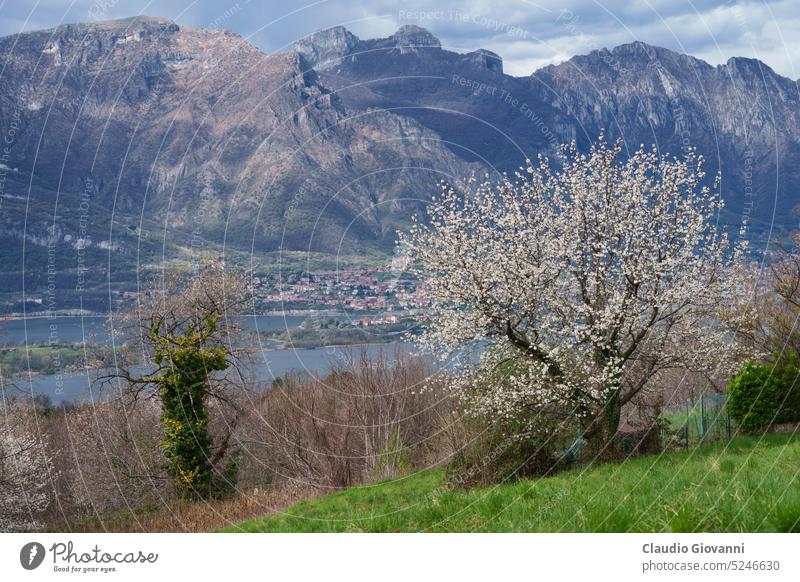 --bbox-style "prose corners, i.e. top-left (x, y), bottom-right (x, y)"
top-left (226, 433), bottom-right (800, 532)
